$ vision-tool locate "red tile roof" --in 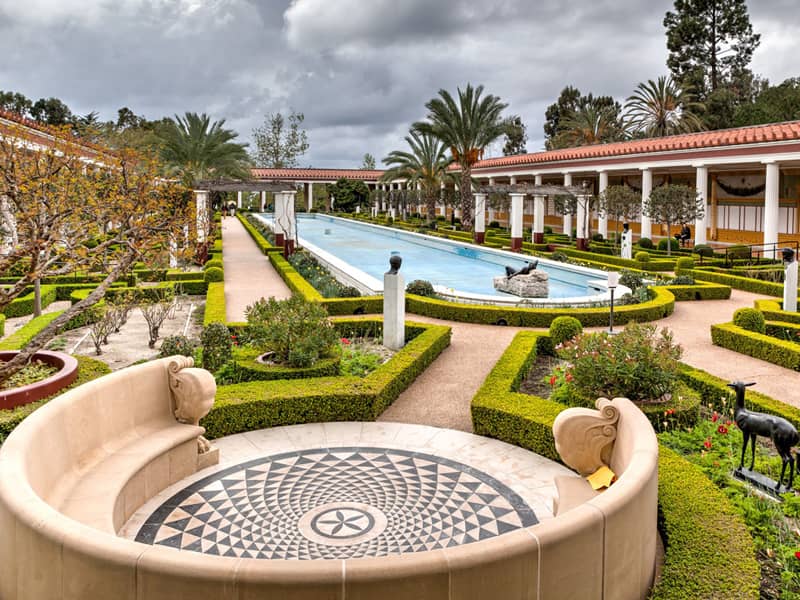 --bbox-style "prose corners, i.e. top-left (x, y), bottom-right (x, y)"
top-left (0, 108), bottom-right (111, 161)
top-left (472, 121), bottom-right (800, 170)
top-left (251, 168), bottom-right (385, 181)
